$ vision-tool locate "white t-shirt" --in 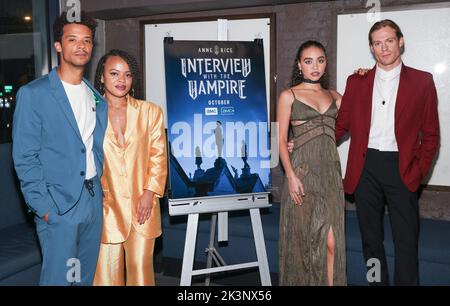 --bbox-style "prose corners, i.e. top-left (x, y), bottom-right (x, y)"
top-left (61, 80), bottom-right (97, 179)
